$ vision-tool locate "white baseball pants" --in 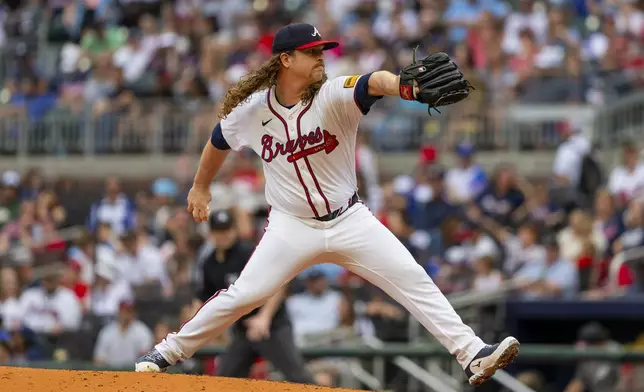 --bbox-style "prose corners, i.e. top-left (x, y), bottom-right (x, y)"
top-left (155, 203), bottom-right (485, 368)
